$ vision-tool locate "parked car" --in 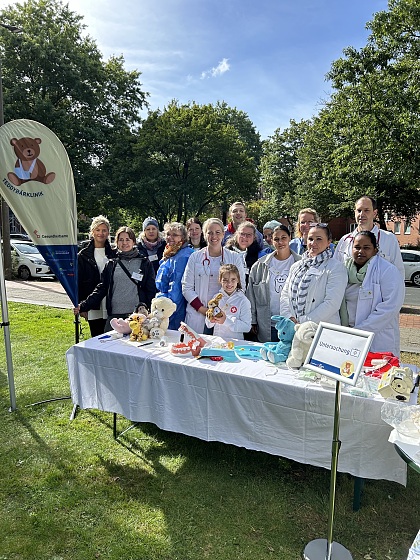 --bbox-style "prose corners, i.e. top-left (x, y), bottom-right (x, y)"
top-left (10, 233), bottom-right (30, 241)
top-left (10, 240), bottom-right (55, 280)
top-left (401, 249), bottom-right (420, 286)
